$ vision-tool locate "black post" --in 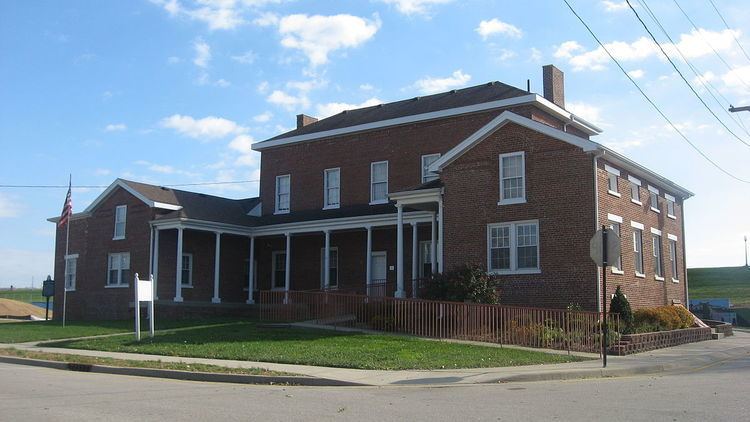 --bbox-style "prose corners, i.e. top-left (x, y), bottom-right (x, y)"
top-left (602, 225), bottom-right (608, 368)
top-left (45, 297), bottom-right (50, 321)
